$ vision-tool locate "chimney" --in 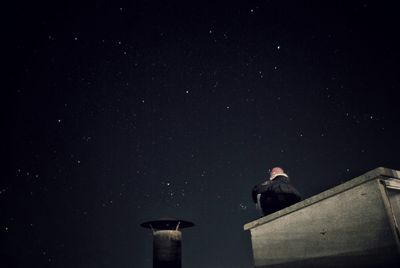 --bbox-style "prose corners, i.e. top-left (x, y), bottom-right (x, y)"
top-left (141, 218), bottom-right (194, 268)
